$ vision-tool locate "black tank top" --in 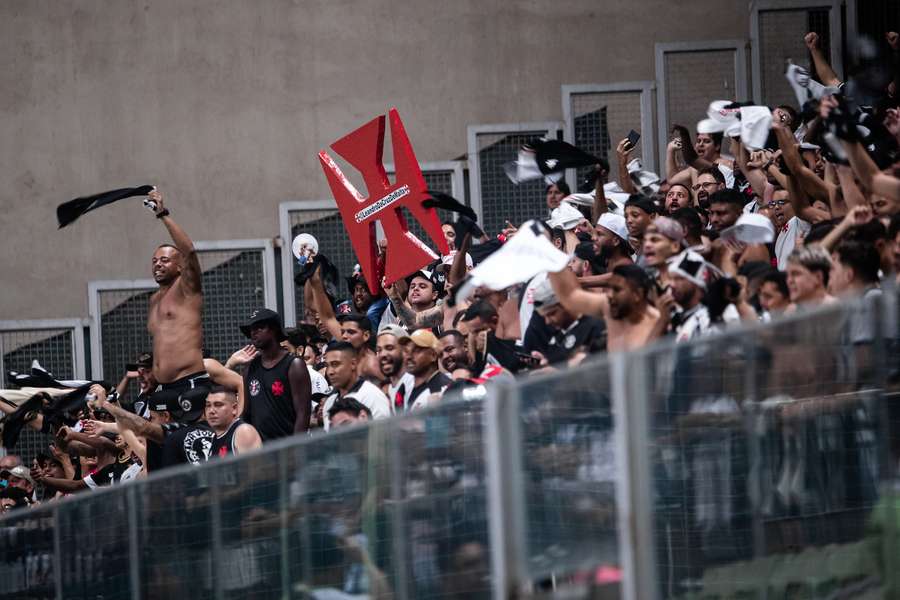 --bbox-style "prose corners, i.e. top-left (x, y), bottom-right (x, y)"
top-left (243, 352), bottom-right (298, 441)
top-left (211, 418), bottom-right (243, 458)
